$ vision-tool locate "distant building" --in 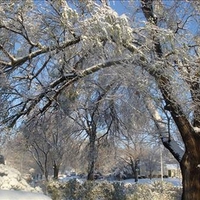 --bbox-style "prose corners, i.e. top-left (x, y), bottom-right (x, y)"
top-left (165, 164), bottom-right (181, 178)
